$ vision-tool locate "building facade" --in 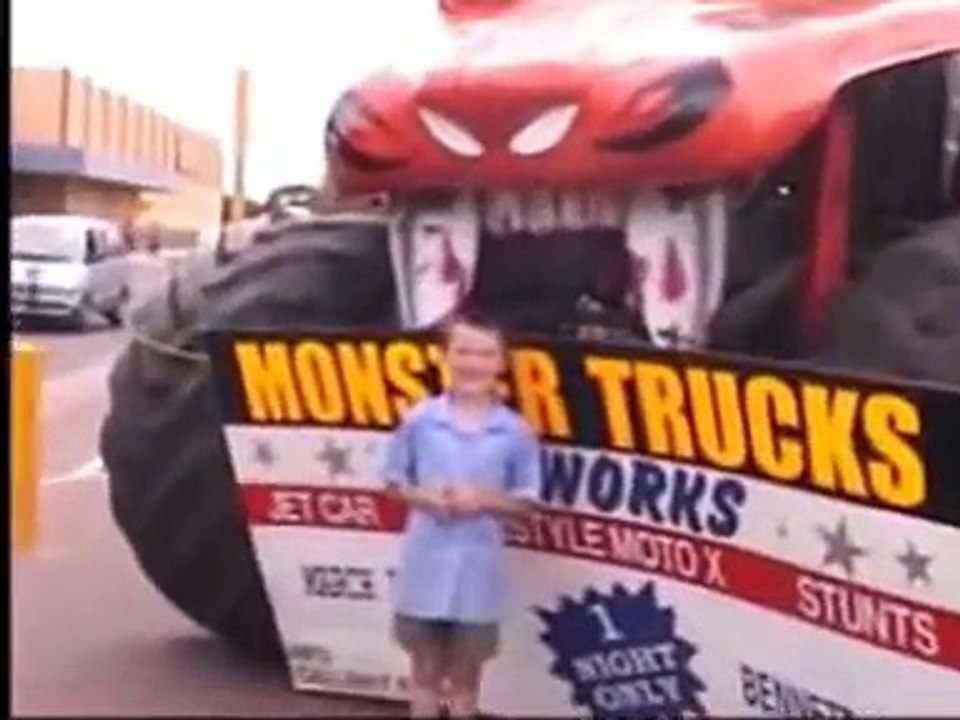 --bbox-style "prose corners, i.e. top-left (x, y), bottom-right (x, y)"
top-left (11, 67), bottom-right (224, 247)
